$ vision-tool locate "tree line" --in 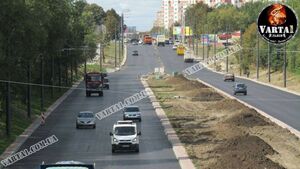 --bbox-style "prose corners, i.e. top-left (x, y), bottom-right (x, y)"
top-left (184, 1), bottom-right (300, 74)
top-left (0, 0), bottom-right (121, 136)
